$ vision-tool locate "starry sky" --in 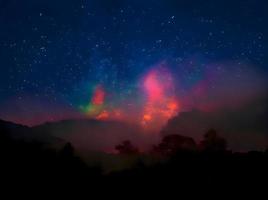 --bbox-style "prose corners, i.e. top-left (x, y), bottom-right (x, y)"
top-left (0, 0), bottom-right (267, 128)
